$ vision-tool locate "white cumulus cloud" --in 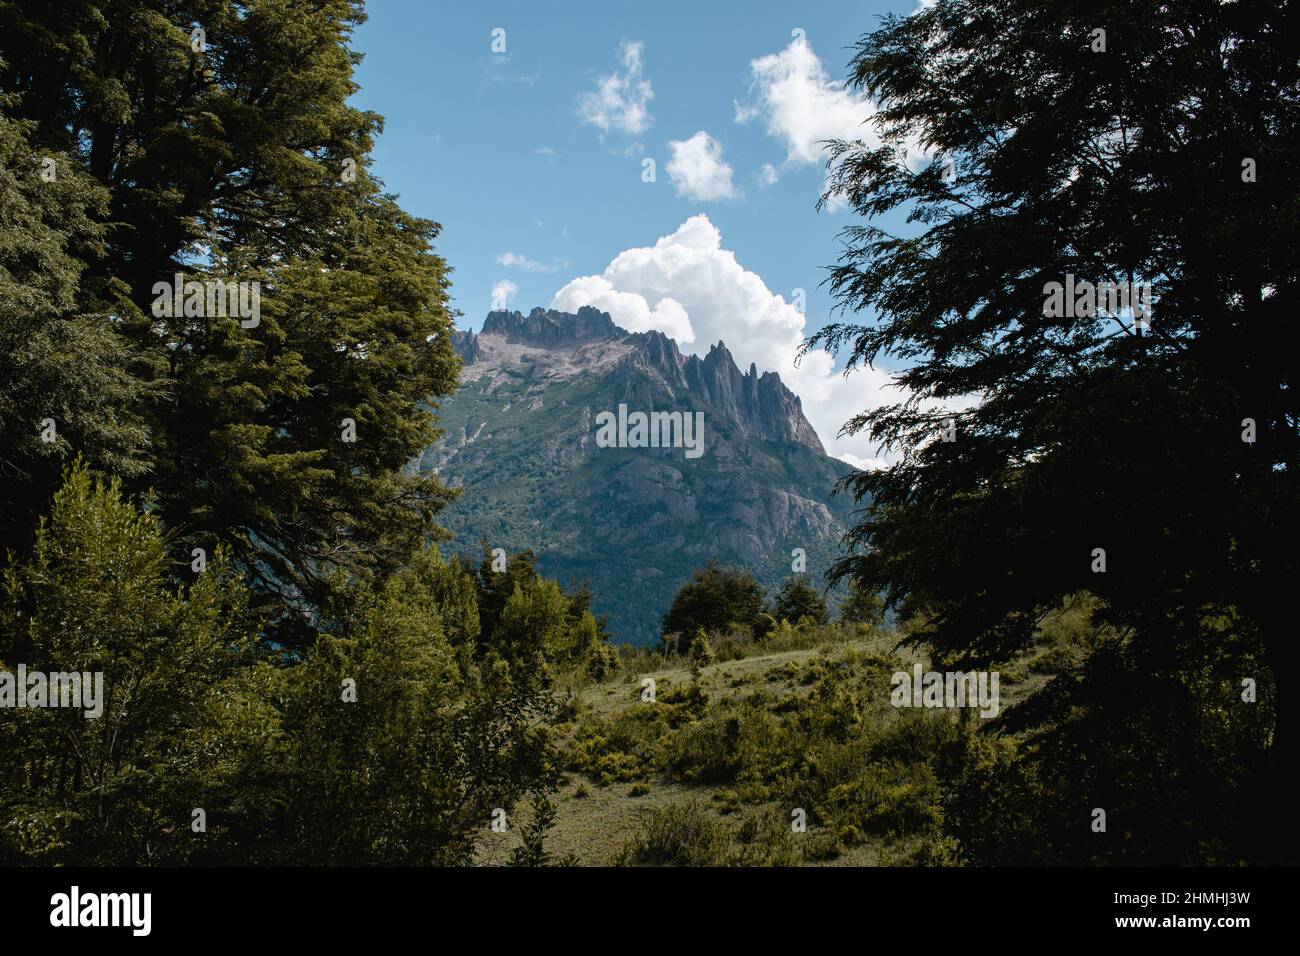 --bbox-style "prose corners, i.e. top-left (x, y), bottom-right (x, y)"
top-left (735, 34), bottom-right (931, 207)
top-left (551, 214), bottom-right (905, 465)
top-left (577, 40), bottom-right (654, 137)
top-left (734, 34), bottom-right (875, 170)
top-left (665, 131), bottom-right (740, 202)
